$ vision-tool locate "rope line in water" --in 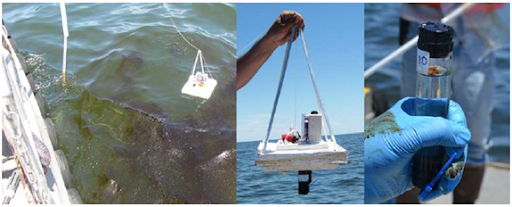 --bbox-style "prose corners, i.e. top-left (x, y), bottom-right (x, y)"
top-left (162, 3), bottom-right (214, 78)
top-left (162, 3), bottom-right (199, 51)
top-left (309, 179), bottom-right (318, 190)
